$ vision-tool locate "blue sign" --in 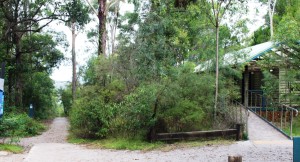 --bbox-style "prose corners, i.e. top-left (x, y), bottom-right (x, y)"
top-left (0, 91), bottom-right (4, 118)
